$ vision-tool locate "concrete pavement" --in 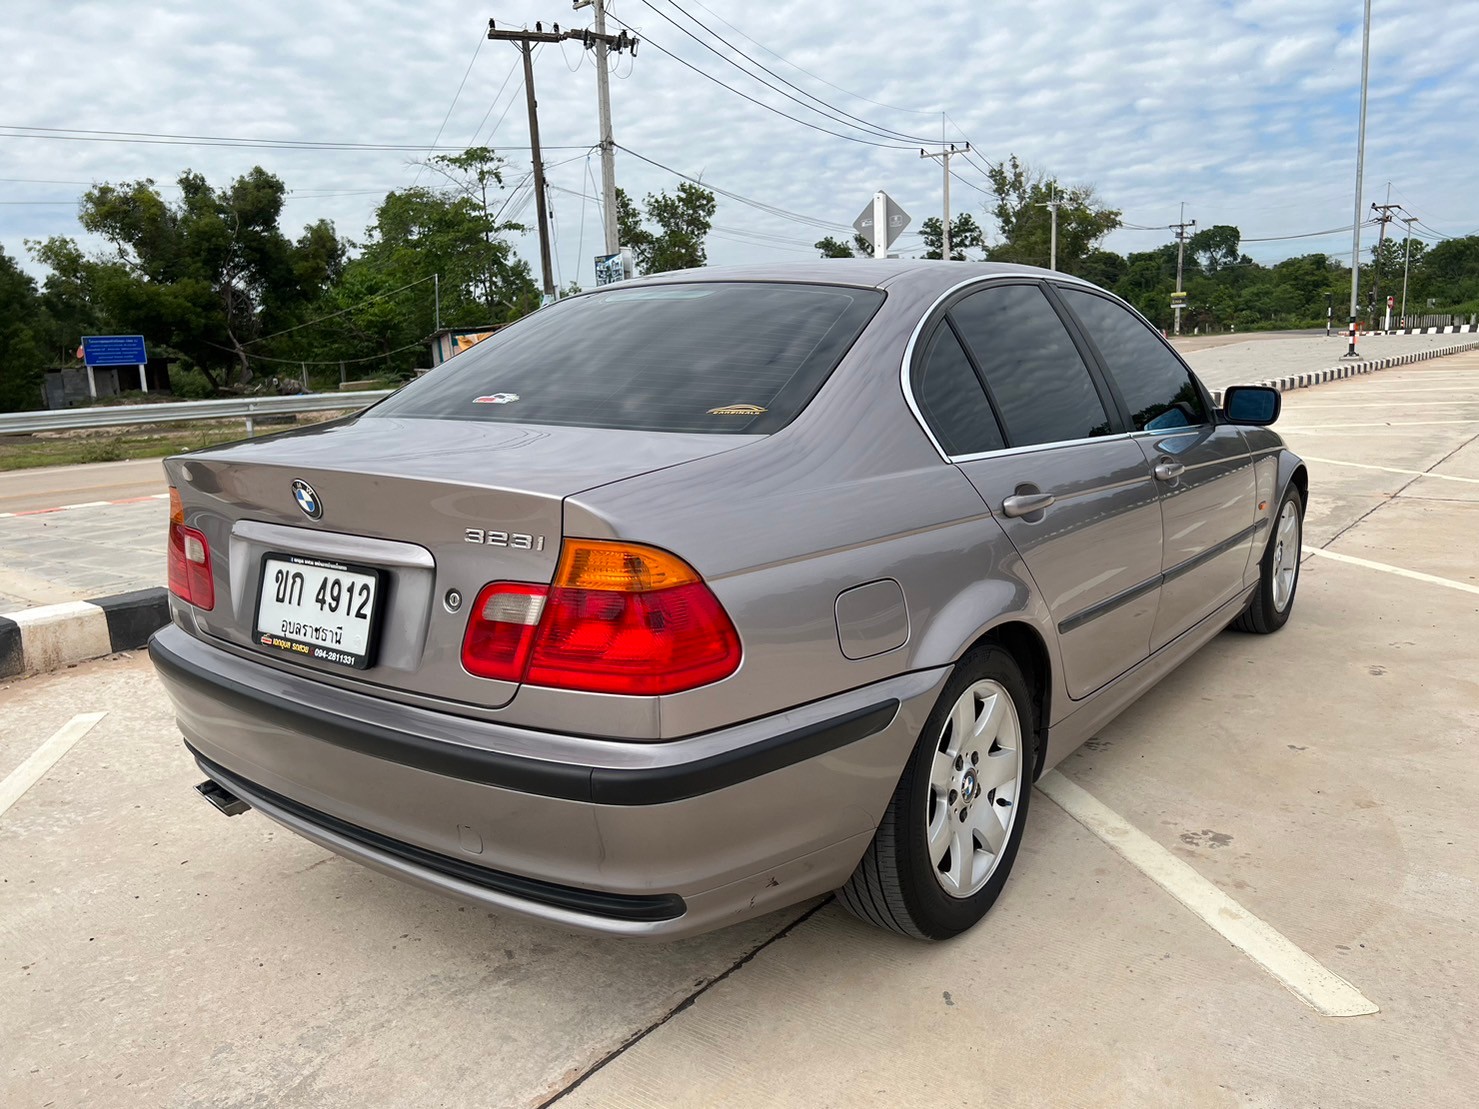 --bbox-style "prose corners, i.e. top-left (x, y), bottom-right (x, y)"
top-left (3, 353), bottom-right (1479, 1107)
